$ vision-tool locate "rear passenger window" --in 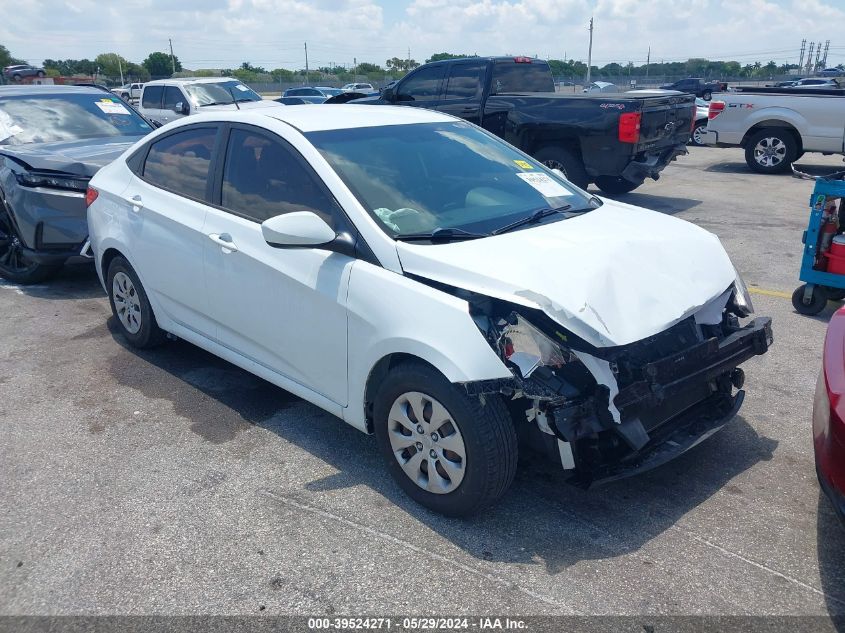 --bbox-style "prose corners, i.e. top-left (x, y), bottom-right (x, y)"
top-left (221, 128), bottom-right (339, 227)
top-left (444, 63), bottom-right (485, 100)
top-left (141, 86), bottom-right (163, 109)
top-left (163, 86), bottom-right (184, 110)
top-left (142, 127), bottom-right (216, 200)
